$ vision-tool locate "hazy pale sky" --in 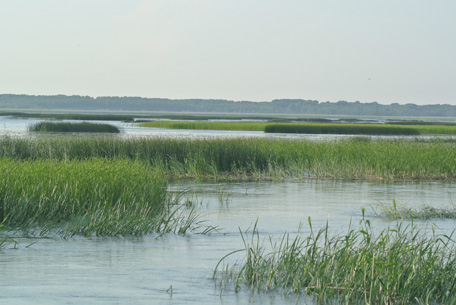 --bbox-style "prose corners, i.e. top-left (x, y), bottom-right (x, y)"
top-left (1, 0), bottom-right (455, 105)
